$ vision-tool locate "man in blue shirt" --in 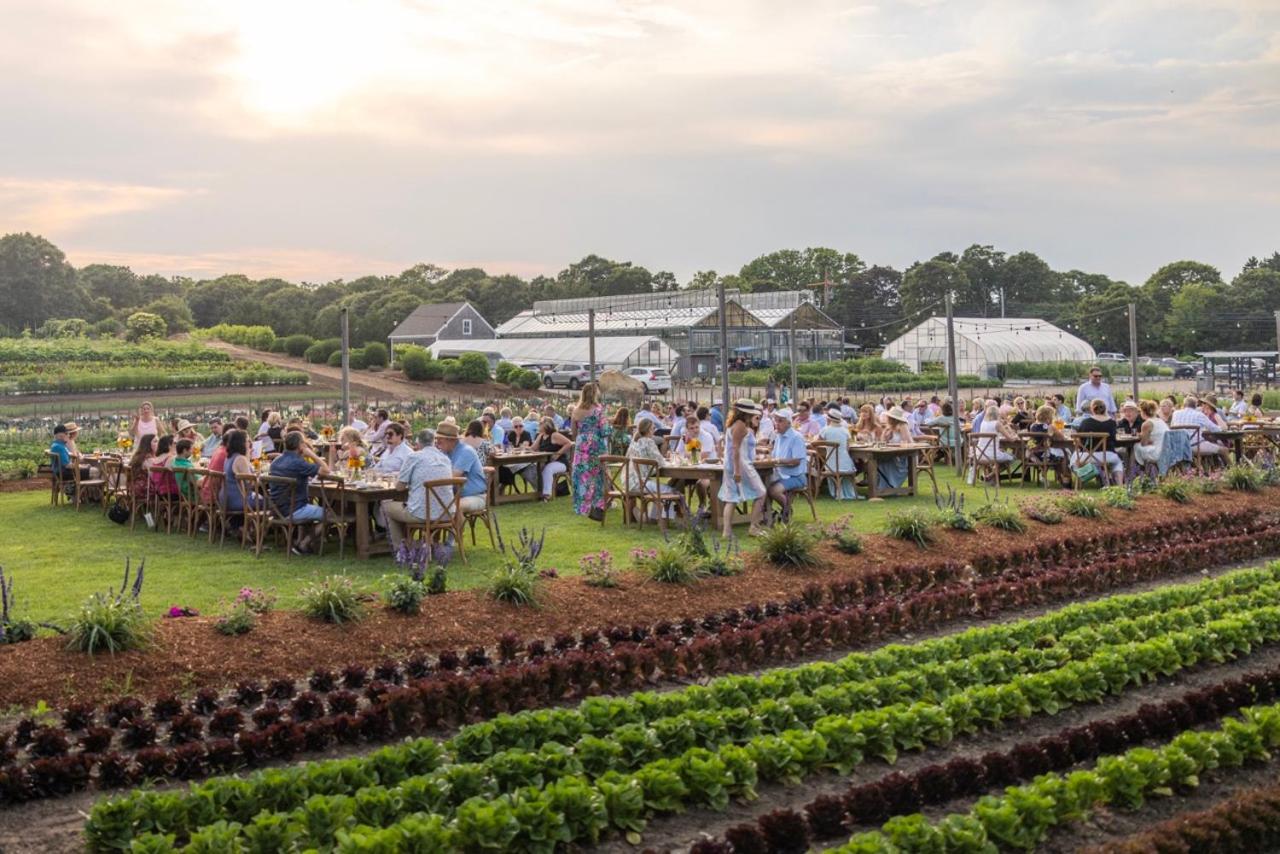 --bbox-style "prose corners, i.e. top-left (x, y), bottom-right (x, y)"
top-left (201, 418), bottom-right (224, 460)
top-left (766, 411), bottom-right (809, 520)
top-left (1075, 367), bottom-right (1117, 416)
top-left (381, 428), bottom-right (454, 548)
top-left (1052, 394), bottom-right (1073, 422)
top-left (709, 401), bottom-right (725, 432)
top-left (50, 423), bottom-right (73, 478)
top-left (481, 411), bottom-right (505, 446)
top-left (634, 401), bottom-right (662, 429)
top-left (268, 430), bottom-right (330, 554)
top-left (434, 421), bottom-right (487, 512)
